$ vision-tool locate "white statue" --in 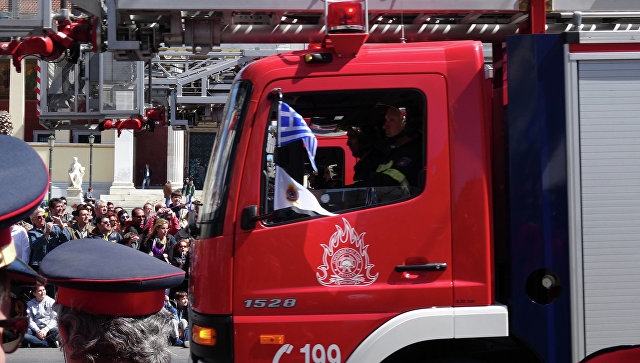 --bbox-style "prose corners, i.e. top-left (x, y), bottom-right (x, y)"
top-left (68, 157), bottom-right (85, 189)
